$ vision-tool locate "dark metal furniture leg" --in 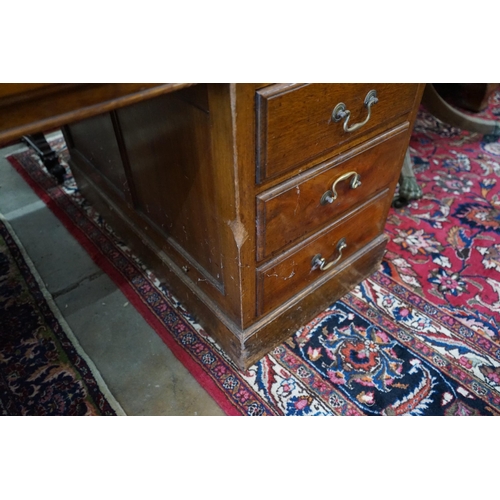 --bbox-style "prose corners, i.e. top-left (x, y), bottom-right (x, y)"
top-left (22, 133), bottom-right (66, 184)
